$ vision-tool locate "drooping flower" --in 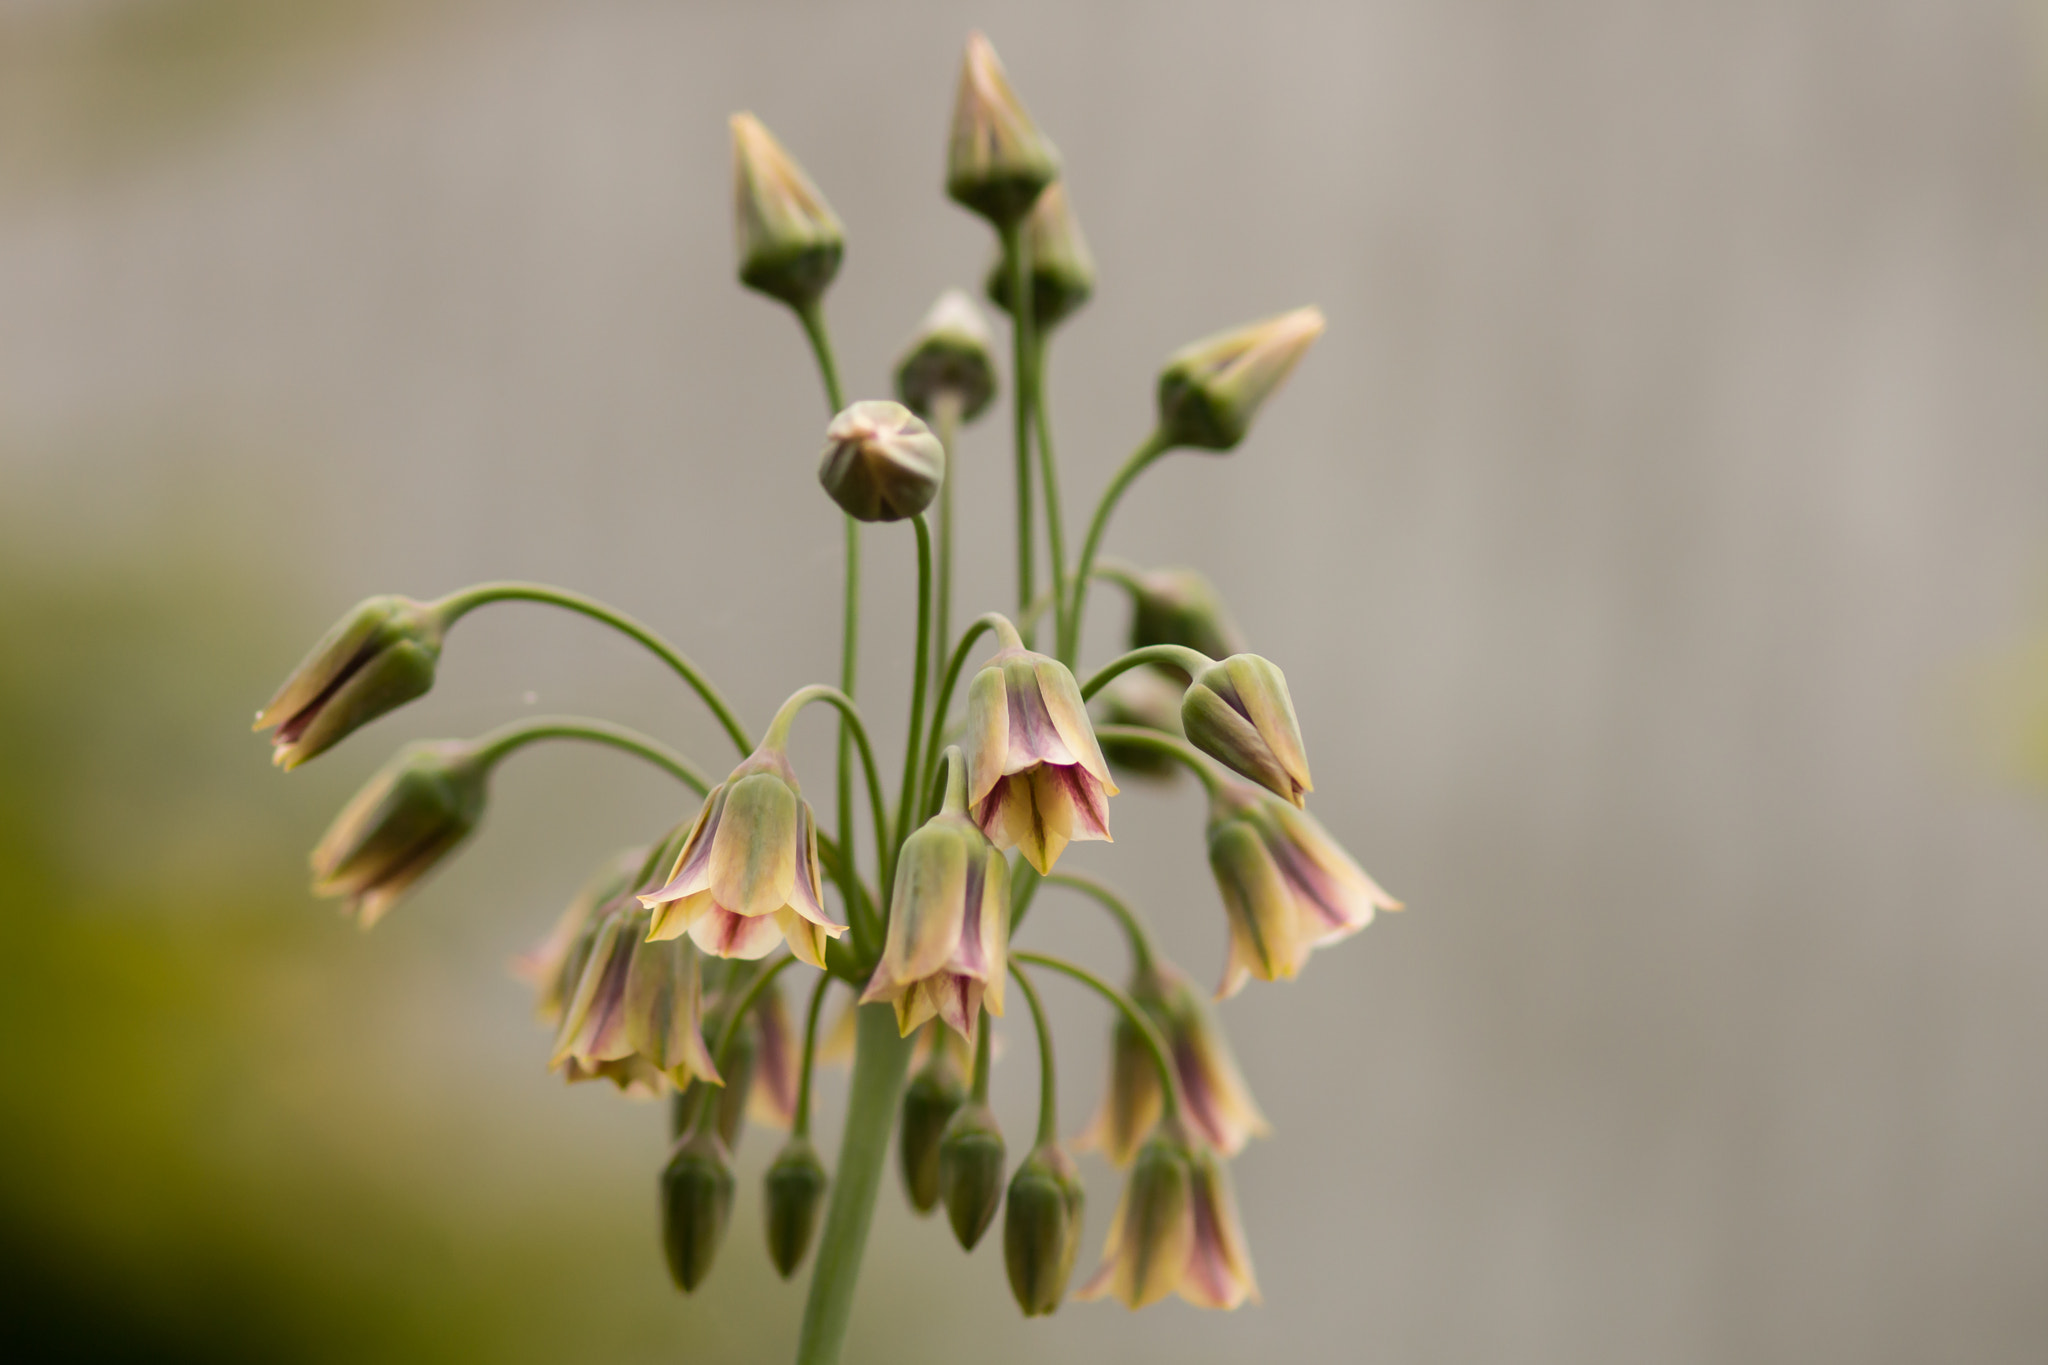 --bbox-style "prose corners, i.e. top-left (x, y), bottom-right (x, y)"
top-left (946, 32), bottom-right (1060, 228)
top-left (309, 739), bottom-right (487, 927)
top-left (1180, 653), bottom-right (1313, 806)
top-left (1207, 782), bottom-right (1402, 999)
top-left (256, 594), bottom-right (443, 769)
top-left (550, 898), bottom-right (721, 1093)
top-left (1004, 1141), bottom-right (1086, 1316)
top-left (516, 846), bottom-right (650, 1024)
top-left (965, 645), bottom-right (1118, 874)
top-left (640, 747), bottom-right (845, 968)
top-left (730, 111), bottom-right (844, 310)
top-left (1078, 1130), bottom-right (1260, 1310)
top-left (895, 288), bottom-right (999, 423)
top-left (985, 179), bottom-right (1094, 332)
top-left (817, 400), bottom-right (946, 523)
top-left (1156, 306), bottom-right (1325, 452)
top-left (859, 795), bottom-right (1010, 1043)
